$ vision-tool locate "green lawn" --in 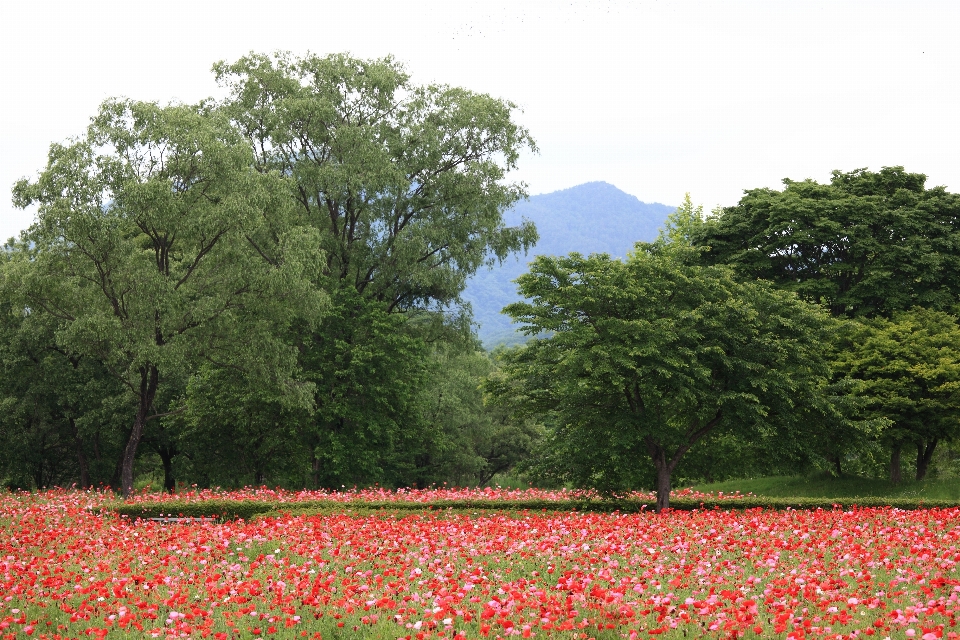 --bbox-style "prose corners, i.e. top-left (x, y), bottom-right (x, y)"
top-left (693, 473), bottom-right (960, 500)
